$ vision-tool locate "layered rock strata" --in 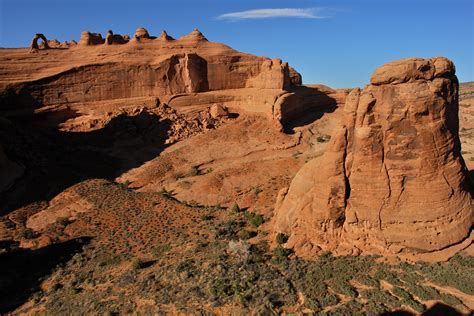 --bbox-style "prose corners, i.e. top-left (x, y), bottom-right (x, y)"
top-left (1, 28), bottom-right (340, 129)
top-left (274, 57), bottom-right (473, 257)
